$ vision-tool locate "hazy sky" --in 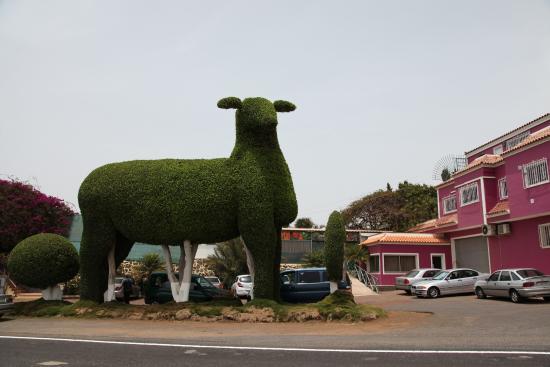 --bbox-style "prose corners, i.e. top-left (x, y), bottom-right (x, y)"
top-left (1, 1), bottom-right (549, 225)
